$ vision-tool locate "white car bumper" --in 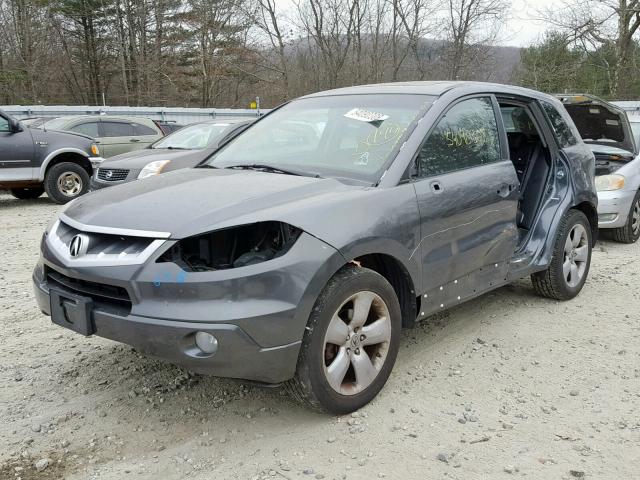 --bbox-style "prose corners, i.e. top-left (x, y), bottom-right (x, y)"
top-left (597, 189), bottom-right (637, 228)
top-left (89, 157), bottom-right (105, 168)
